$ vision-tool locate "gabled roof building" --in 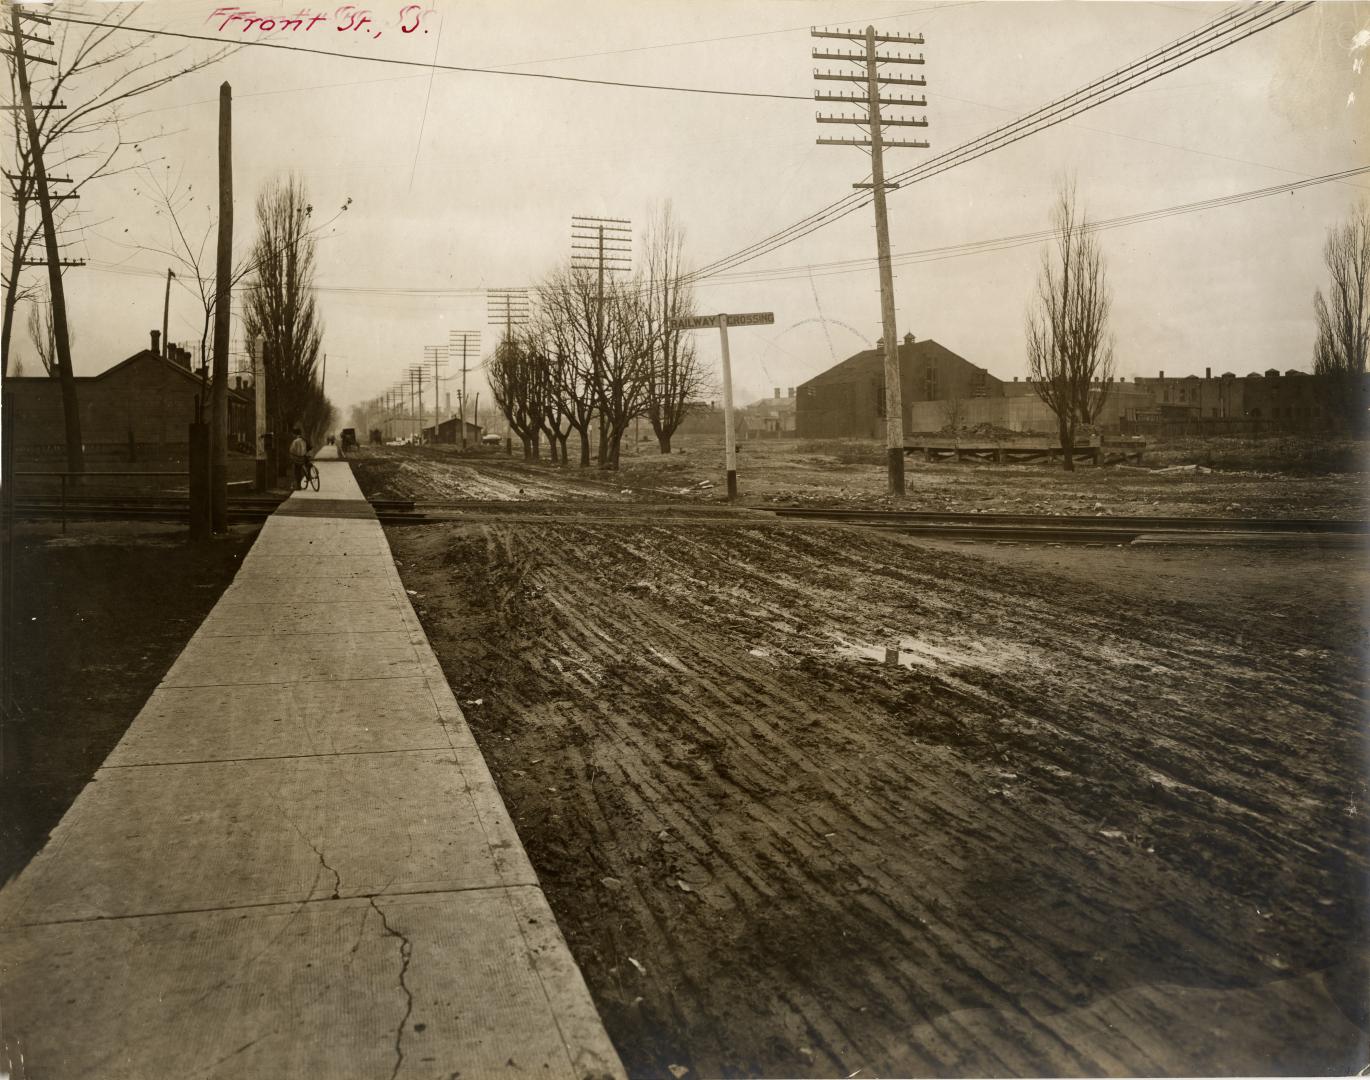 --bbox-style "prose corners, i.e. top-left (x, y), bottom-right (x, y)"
top-left (795, 335), bottom-right (1002, 439)
top-left (6, 331), bottom-right (254, 462)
